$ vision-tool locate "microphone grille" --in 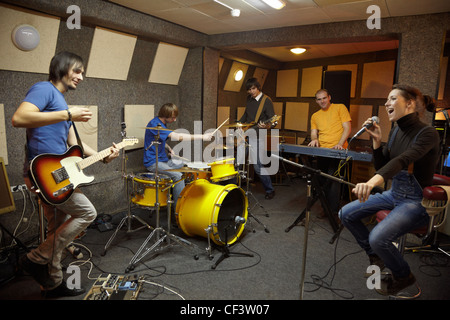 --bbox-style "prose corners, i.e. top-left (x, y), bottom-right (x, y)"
top-left (372, 116), bottom-right (380, 124)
